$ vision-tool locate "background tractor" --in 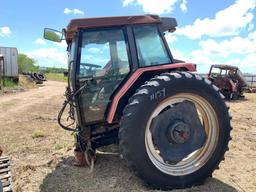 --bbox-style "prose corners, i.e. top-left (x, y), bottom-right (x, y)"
top-left (208, 65), bottom-right (248, 100)
top-left (44, 15), bottom-right (232, 189)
